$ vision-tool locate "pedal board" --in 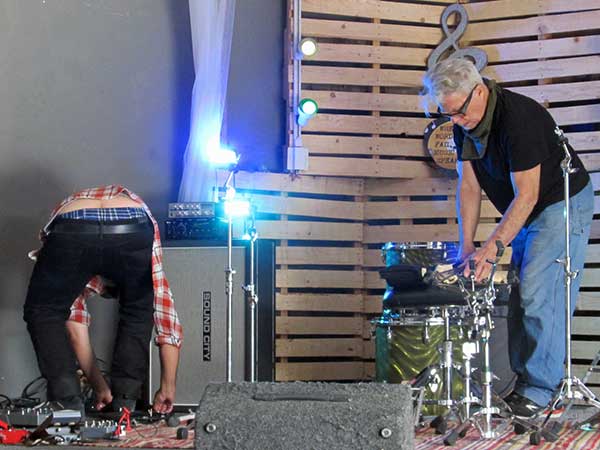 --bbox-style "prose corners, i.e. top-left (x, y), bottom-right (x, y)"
top-left (79, 420), bottom-right (119, 440)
